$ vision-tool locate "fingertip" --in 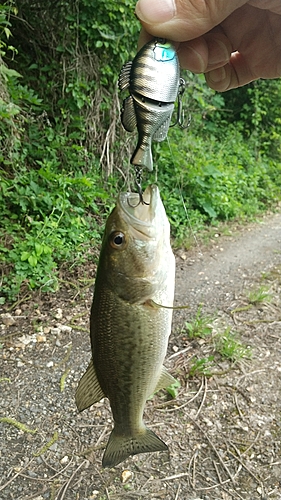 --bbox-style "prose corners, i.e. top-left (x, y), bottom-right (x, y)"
top-left (135, 0), bottom-right (176, 24)
top-left (135, 0), bottom-right (208, 41)
top-left (207, 67), bottom-right (226, 84)
top-left (178, 39), bottom-right (208, 73)
top-left (205, 64), bottom-right (234, 92)
top-left (204, 33), bottom-right (232, 69)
